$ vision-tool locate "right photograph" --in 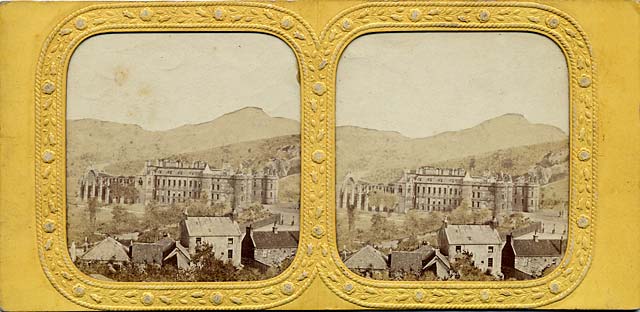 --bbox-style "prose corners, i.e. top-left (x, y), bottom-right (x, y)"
top-left (335, 32), bottom-right (569, 282)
